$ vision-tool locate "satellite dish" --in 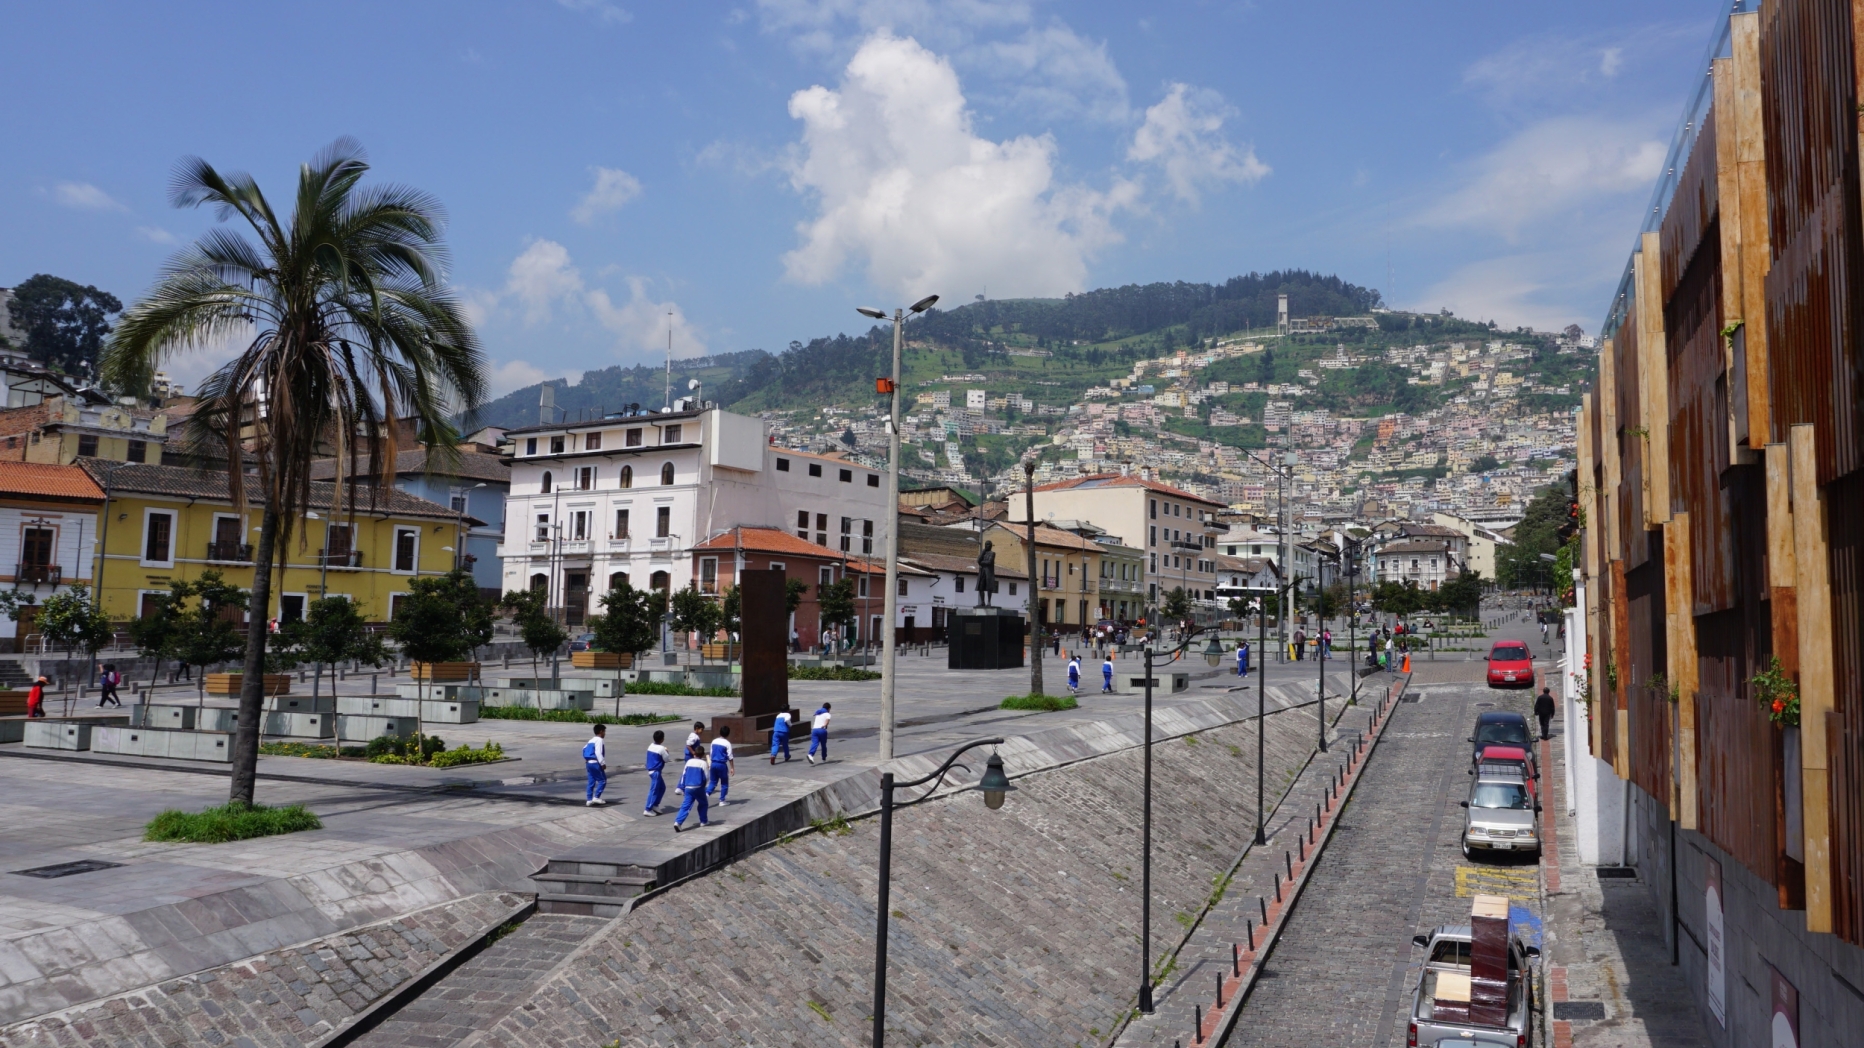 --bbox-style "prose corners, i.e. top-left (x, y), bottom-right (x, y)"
top-left (687, 378), bottom-right (700, 390)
